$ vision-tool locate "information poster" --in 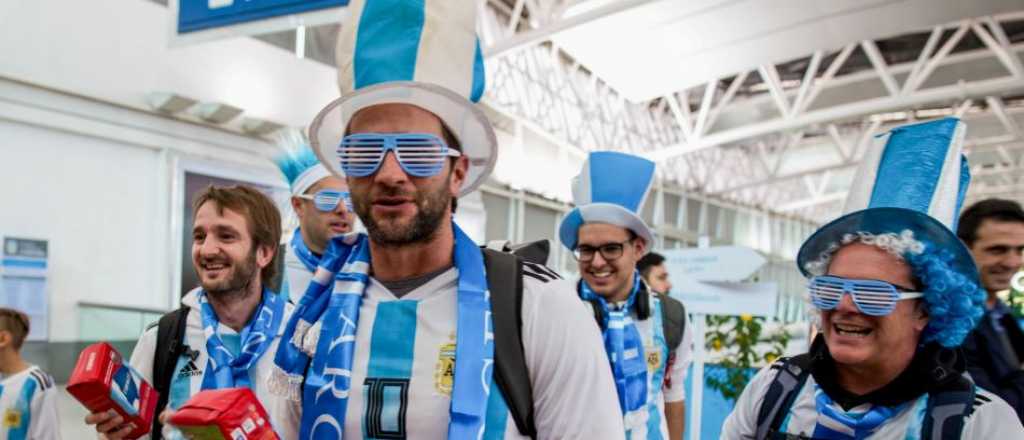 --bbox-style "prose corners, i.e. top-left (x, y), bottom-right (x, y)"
top-left (0, 237), bottom-right (49, 341)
